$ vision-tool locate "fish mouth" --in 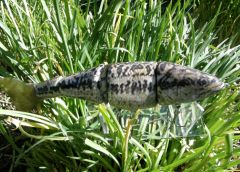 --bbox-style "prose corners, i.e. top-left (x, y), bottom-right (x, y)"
top-left (209, 82), bottom-right (228, 92)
